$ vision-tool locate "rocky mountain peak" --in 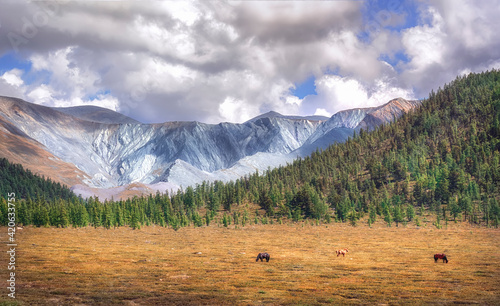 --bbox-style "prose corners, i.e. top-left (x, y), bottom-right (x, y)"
top-left (0, 95), bottom-right (421, 198)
